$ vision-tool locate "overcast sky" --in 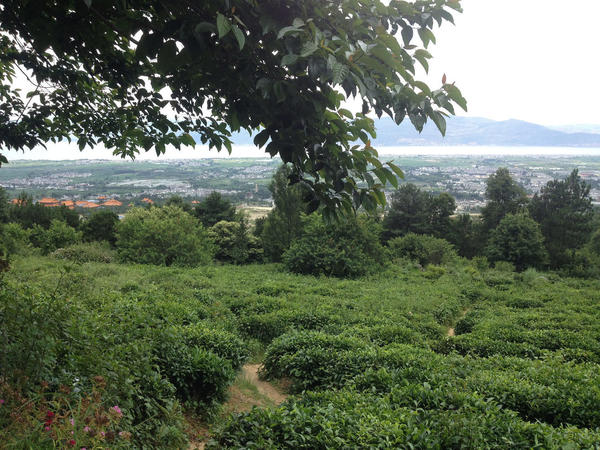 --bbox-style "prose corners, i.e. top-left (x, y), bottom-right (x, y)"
top-left (4, 0), bottom-right (600, 160)
top-left (426, 0), bottom-right (600, 126)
